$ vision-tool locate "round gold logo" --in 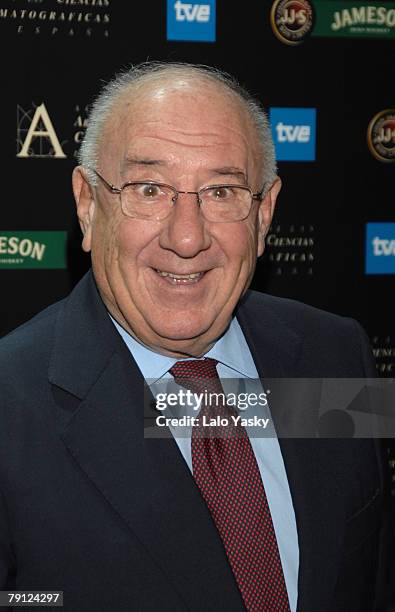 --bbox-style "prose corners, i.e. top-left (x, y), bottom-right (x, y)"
top-left (367, 110), bottom-right (395, 163)
top-left (270, 0), bottom-right (314, 45)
